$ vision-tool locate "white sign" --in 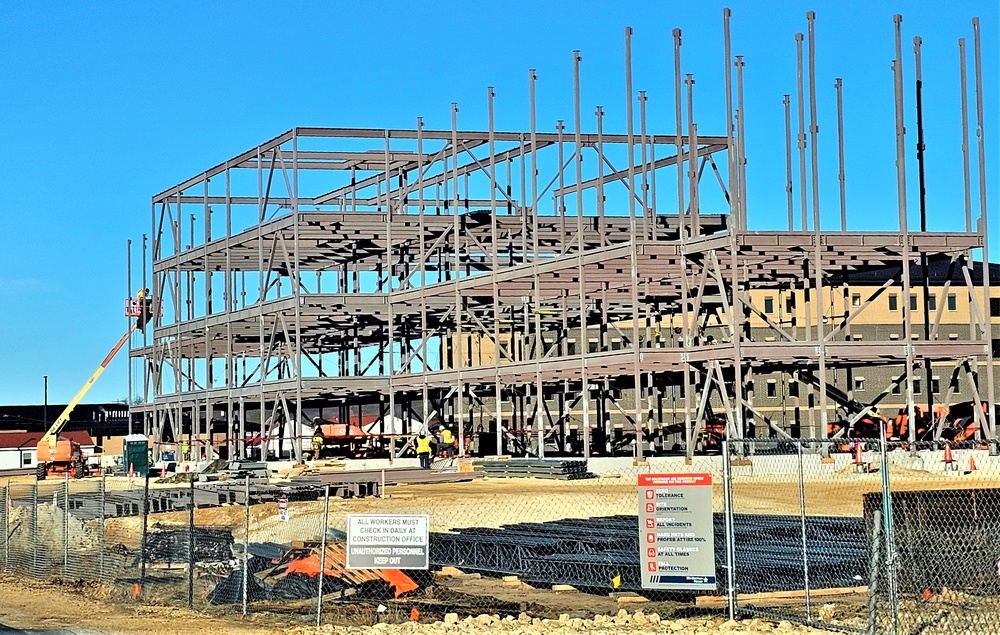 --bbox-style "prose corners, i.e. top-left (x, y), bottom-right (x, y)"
top-left (278, 498), bottom-right (289, 522)
top-left (346, 514), bottom-right (429, 570)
